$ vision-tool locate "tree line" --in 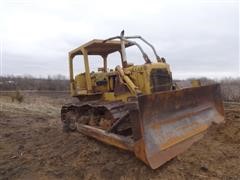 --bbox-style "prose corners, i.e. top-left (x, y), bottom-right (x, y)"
top-left (0, 75), bottom-right (239, 102)
top-left (0, 75), bottom-right (69, 91)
